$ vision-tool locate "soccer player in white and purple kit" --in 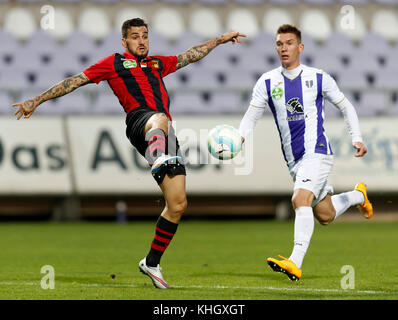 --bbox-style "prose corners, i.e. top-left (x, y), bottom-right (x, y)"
top-left (239, 25), bottom-right (373, 281)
